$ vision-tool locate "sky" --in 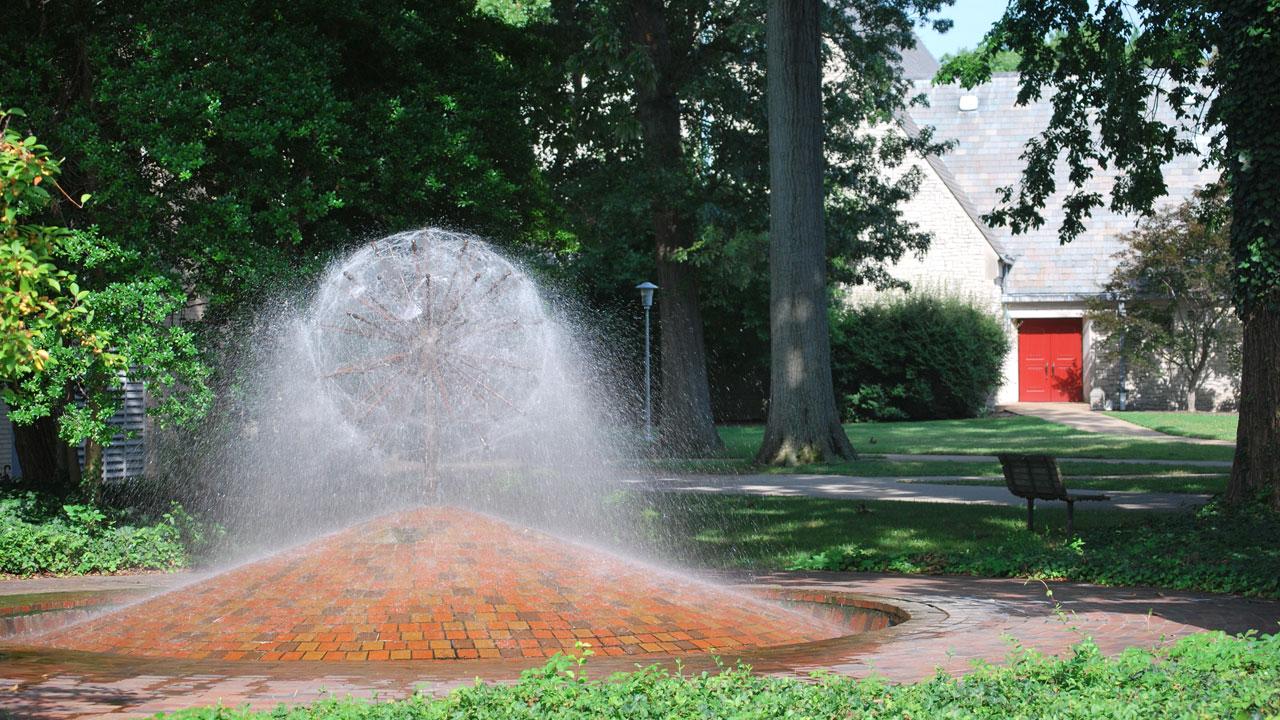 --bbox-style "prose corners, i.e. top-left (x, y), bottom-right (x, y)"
top-left (916, 0), bottom-right (1008, 60)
